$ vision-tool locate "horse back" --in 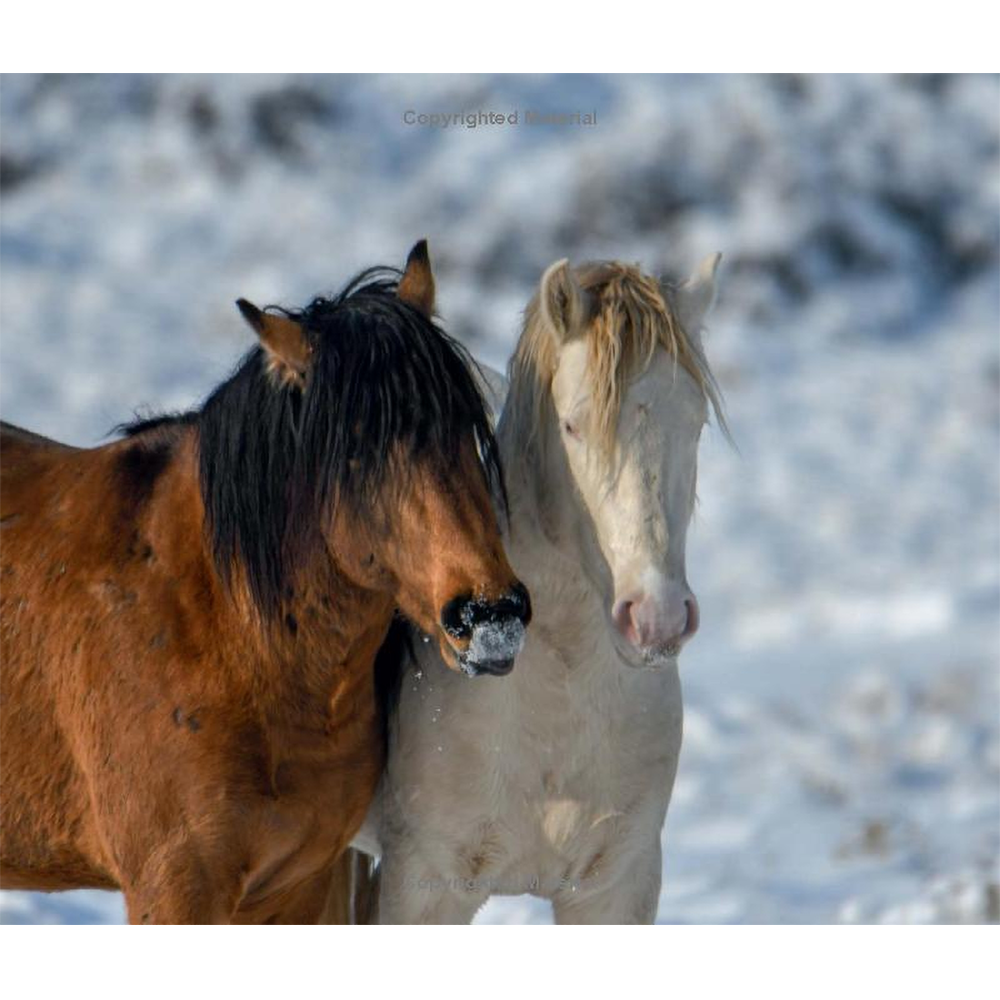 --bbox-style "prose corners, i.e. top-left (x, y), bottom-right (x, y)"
top-left (1, 420), bottom-right (77, 447)
top-left (1, 419), bottom-right (77, 494)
